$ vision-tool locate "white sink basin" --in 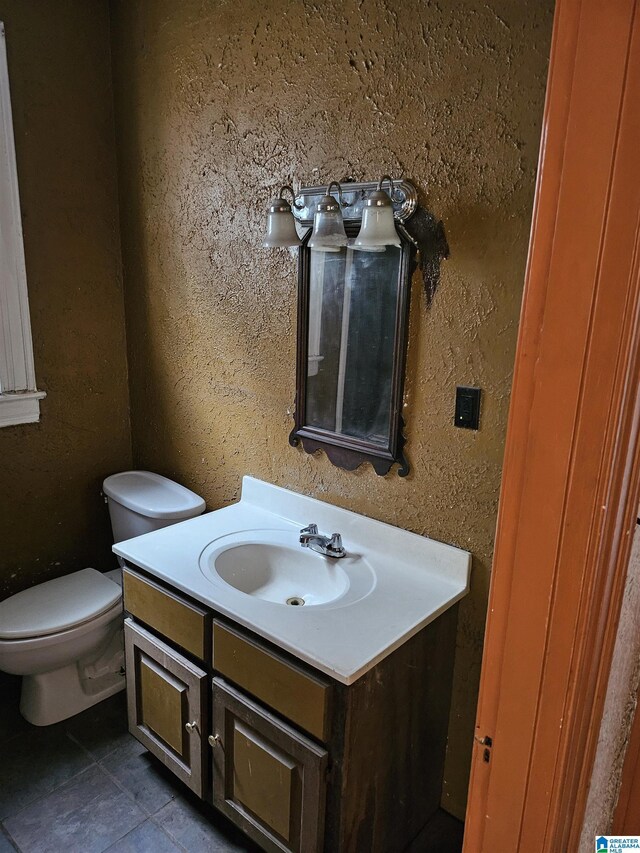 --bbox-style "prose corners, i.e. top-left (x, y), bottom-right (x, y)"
top-left (199, 530), bottom-right (376, 608)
